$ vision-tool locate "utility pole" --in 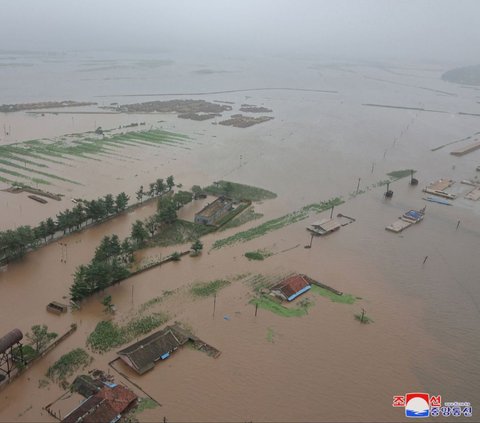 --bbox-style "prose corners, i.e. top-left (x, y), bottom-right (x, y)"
top-left (356, 178), bottom-right (361, 195)
top-left (304, 233), bottom-right (314, 249)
